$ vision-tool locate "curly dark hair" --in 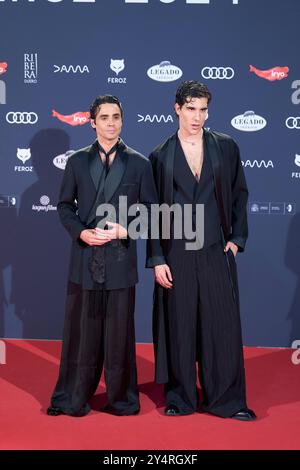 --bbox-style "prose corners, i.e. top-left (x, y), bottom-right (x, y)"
top-left (90, 95), bottom-right (123, 121)
top-left (175, 81), bottom-right (212, 107)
